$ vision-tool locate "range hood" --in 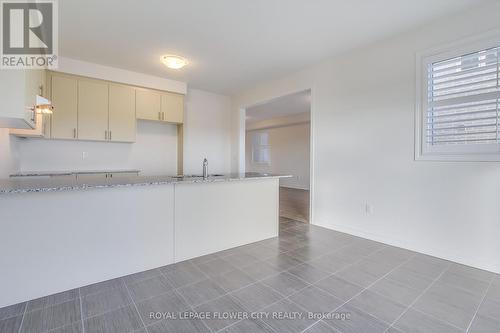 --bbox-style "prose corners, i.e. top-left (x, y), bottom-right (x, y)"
top-left (0, 70), bottom-right (52, 129)
top-left (34, 95), bottom-right (54, 114)
top-left (9, 95), bottom-right (53, 137)
top-left (0, 95), bottom-right (53, 130)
